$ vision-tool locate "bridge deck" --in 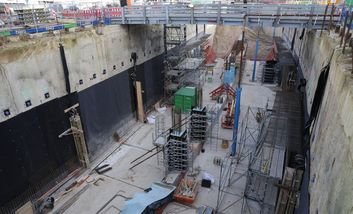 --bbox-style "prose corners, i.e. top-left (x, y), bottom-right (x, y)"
top-left (107, 3), bottom-right (340, 29)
